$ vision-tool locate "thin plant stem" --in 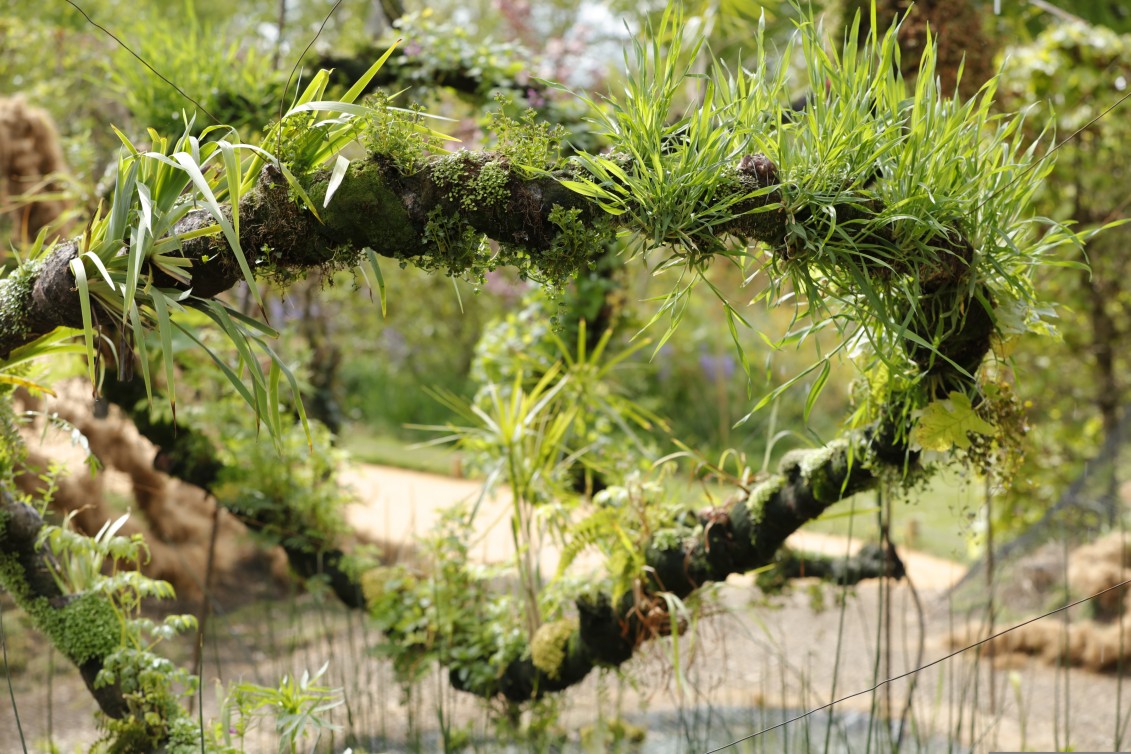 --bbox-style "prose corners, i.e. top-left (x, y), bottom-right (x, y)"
top-left (894, 571), bottom-right (926, 752)
top-left (881, 484), bottom-right (893, 736)
top-left (985, 475), bottom-right (996, 720)
top-left (706, 576), bottom-right (1131, 754)
top-left (865, 485), bottom-right (885, 754)
top-left (197, 635), bottom-right (205, 754)
top-left (822, 494), bottom-right (857, 754)
top-left (191, 499), bottom-right (222, 713)
top-left (46, 644), bottom-right (53, 747)
top-left (0, 600), bottom-right (28, 754)
top-left (1115, 429), bottom-right (1126, 750)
